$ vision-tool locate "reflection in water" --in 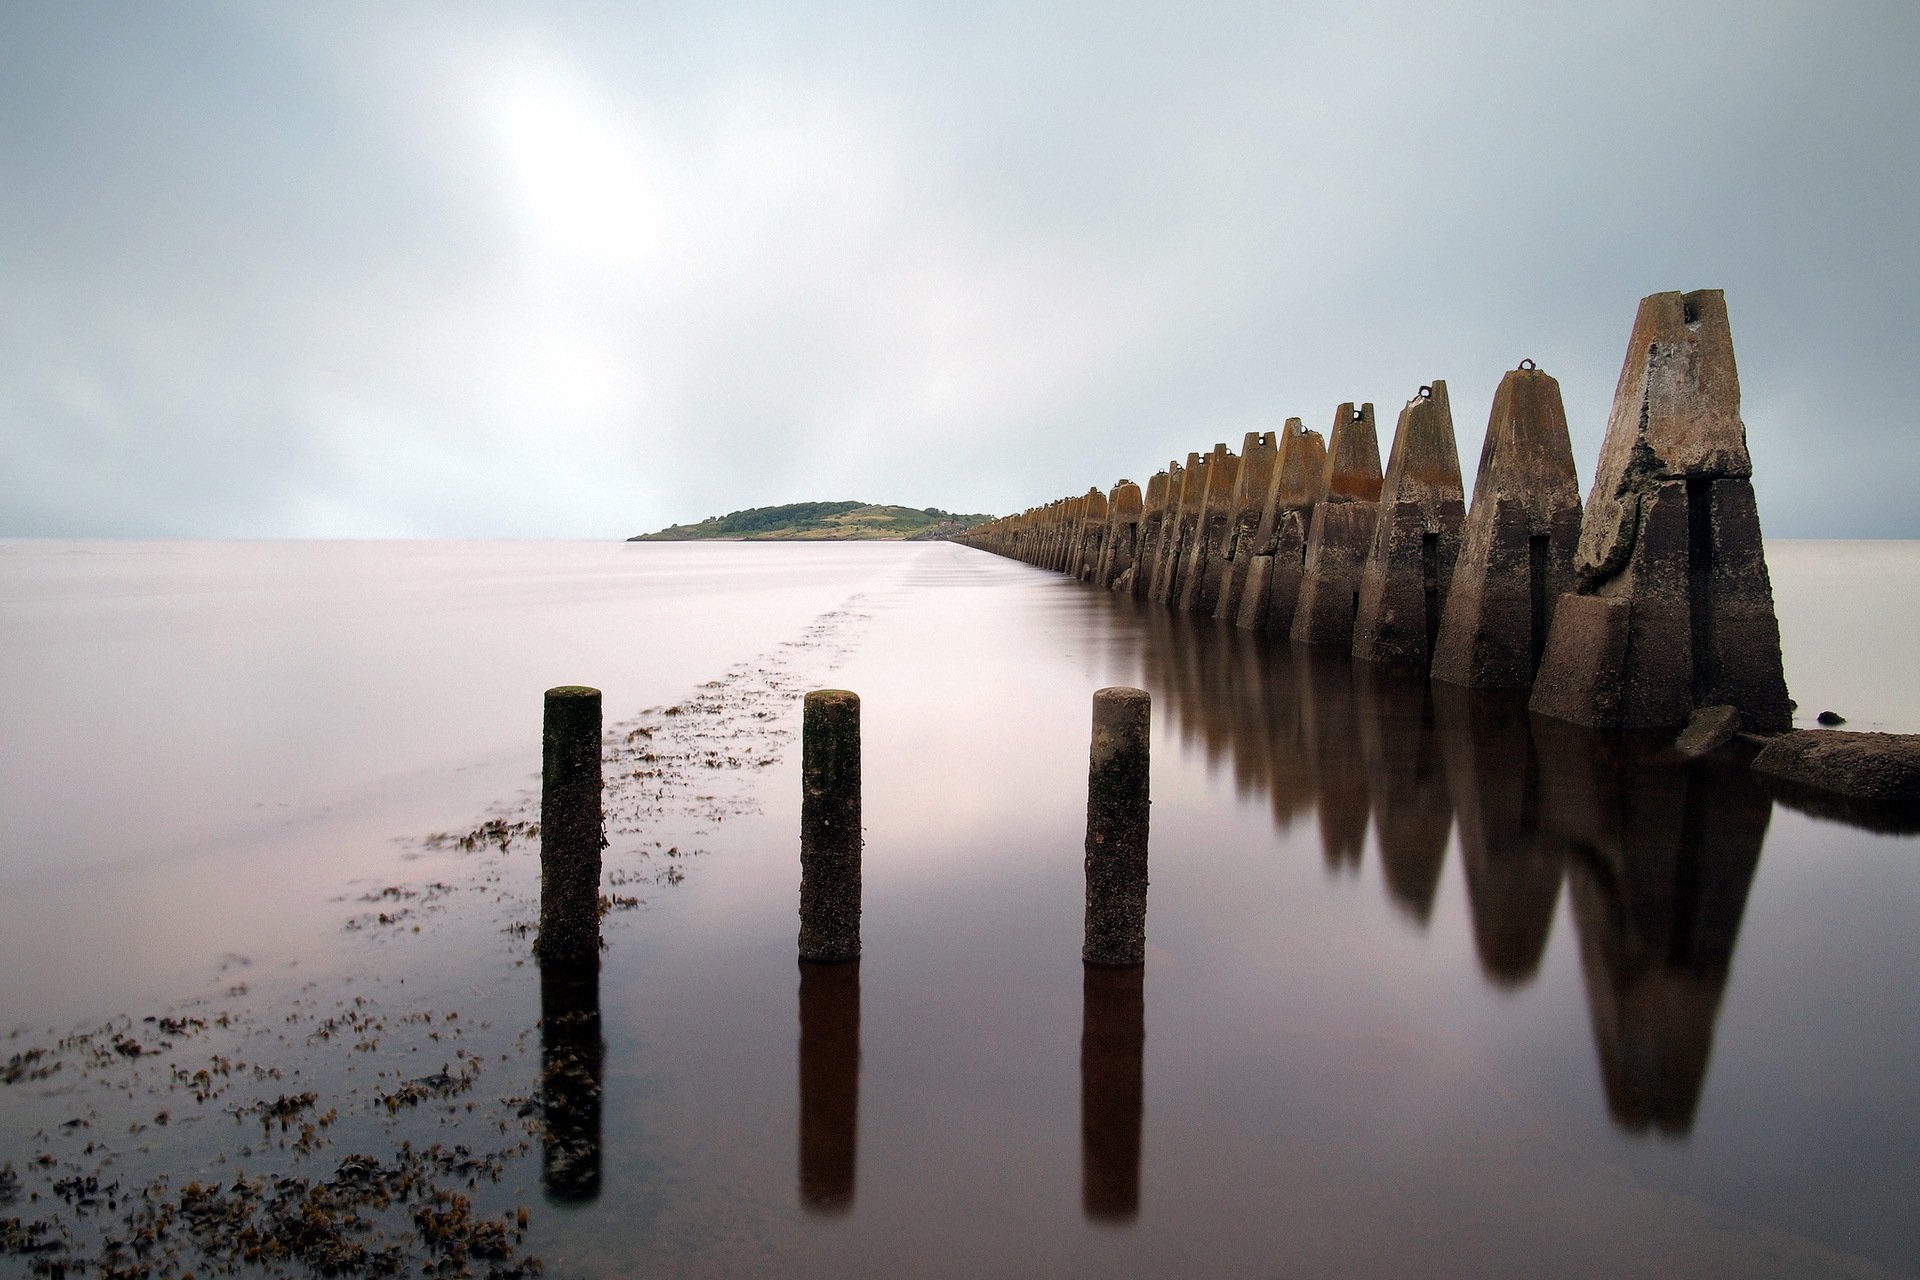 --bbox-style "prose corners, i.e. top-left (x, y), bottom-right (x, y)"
top-left (539, 957), bottom-right (604, 1203)
top-left (1433, 686), bottom-right (1564, 986)
top-left (1081, 964), bottom-right (1145, 1223)
top-left (1127, 608), bottom-right (1772, 1137)
top-left (798, 960), bottom-right (861, 1213)
top-left (1355, 667), bottom-right (1455, 924)
top-left (1536, 723), bottom-right (1771, 1135)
